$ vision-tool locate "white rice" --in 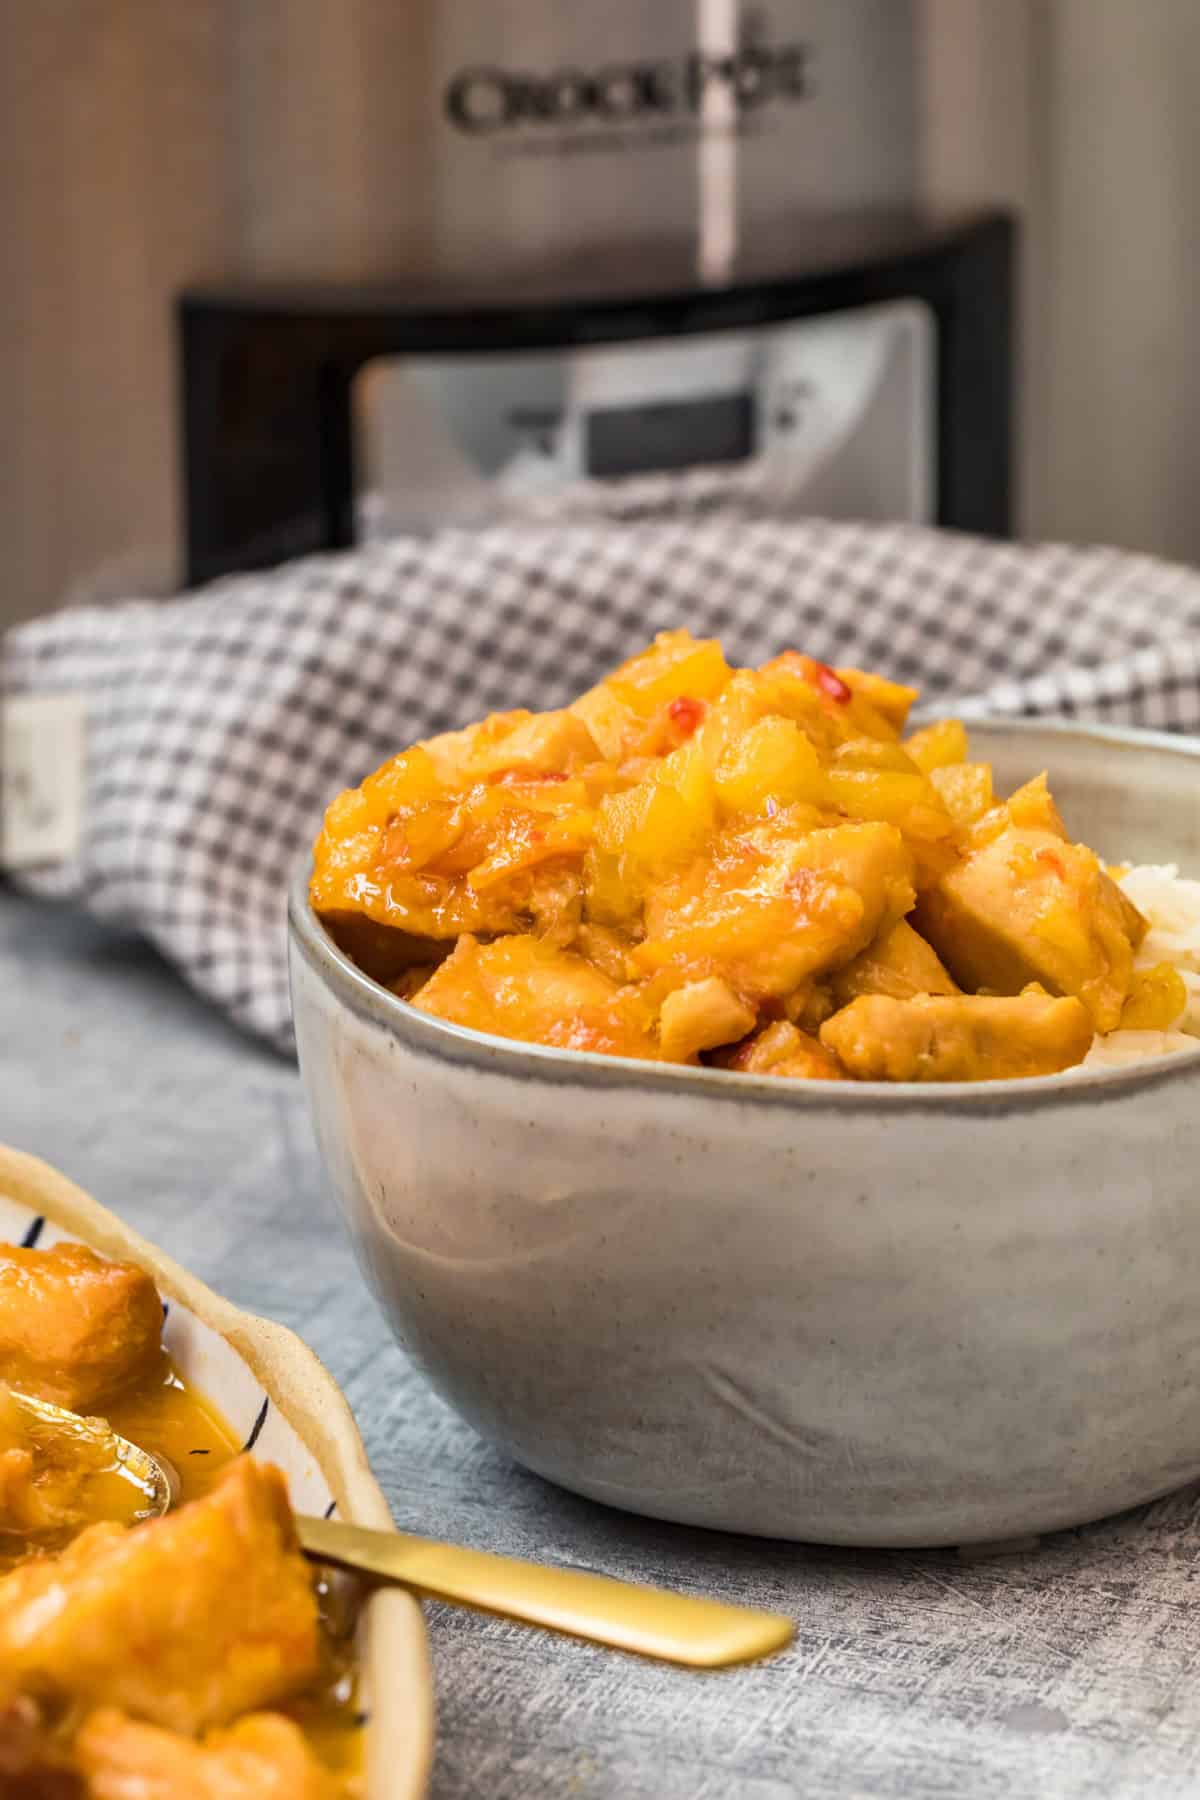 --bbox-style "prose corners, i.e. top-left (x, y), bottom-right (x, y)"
top-left (1080, 864), bottom-right (1200, 1070)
